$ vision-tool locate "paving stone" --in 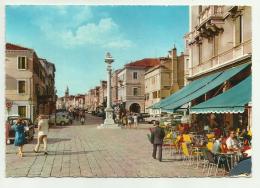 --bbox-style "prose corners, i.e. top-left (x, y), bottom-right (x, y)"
top-left (6, 114), bottom-right (210, 178)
